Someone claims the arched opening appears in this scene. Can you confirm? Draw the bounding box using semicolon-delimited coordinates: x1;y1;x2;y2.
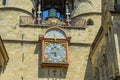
41;0;66;20
87;18;94;26
45;27;66;38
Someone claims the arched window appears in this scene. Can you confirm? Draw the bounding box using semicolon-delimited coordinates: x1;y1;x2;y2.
41;0;65;20
87;19;94;26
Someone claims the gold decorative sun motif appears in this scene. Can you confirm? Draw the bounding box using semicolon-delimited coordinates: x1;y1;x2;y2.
42;18;65;26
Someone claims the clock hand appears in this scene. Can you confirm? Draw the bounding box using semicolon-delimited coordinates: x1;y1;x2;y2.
52;48;57;57
53;33;57;41
51;43;60;57
52;52;57;57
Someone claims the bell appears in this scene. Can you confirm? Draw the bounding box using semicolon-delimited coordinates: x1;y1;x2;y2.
48;8;57;18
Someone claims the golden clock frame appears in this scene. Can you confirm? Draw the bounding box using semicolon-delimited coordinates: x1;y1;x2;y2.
39;35;71;67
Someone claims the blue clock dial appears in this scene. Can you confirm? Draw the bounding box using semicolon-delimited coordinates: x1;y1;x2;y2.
45;29;65;38
44;43;66;63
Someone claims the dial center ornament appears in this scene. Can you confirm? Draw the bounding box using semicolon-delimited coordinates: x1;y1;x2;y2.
44;42;67;63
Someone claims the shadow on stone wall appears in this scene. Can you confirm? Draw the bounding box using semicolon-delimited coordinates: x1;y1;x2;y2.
0;67;2;74
0;65;7;75
84;58;93;80
34;42;40;54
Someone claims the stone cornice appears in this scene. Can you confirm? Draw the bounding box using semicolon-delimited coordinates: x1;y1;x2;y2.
72;12;101;19
3;39;91;47
0;7;33;16
19;24;86;30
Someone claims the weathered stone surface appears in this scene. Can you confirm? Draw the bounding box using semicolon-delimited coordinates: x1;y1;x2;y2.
72;0;101;18
0;0;101;80
0;0;34;13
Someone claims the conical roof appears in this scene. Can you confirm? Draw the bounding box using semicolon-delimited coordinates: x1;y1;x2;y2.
71;0;101;18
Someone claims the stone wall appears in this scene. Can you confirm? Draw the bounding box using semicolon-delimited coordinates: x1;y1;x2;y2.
0;42;91;80
112;15;120;74
72;0;101;18
88;0;120;80
0;0;101;80
0;0;34;13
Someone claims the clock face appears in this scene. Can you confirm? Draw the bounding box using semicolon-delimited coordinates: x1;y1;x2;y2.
44;42;66;63
45;29;65;38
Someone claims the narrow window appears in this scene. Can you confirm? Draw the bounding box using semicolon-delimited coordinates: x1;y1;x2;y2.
2;0;6;6
87;18;94;26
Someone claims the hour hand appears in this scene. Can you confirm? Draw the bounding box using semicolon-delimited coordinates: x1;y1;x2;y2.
52;52;57;57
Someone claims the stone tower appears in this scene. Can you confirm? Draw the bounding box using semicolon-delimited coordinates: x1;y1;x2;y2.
0;0;101;80
89;0;120;80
